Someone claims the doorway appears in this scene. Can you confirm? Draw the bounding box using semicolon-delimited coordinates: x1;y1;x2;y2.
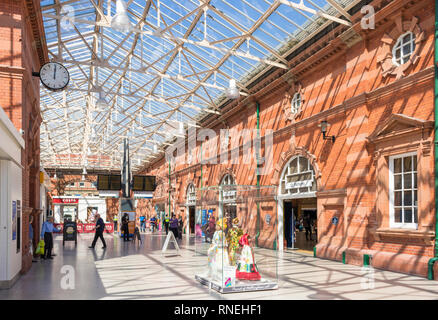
223;204;236;219
284;201;295;248
283;198;317;251
189;206;195;234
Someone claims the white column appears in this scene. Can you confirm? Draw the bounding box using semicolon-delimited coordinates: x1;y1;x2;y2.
277;199;284;253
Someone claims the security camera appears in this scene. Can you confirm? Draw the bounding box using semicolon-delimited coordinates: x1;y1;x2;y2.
19;129;25;135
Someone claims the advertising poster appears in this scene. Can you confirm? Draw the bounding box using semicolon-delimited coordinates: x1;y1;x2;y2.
201;209;207;237
12;201;16;240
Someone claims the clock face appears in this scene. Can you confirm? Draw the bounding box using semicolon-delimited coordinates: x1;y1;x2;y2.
39;62;70;91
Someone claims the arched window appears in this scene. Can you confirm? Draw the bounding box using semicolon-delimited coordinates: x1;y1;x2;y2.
279;156;316;196
186;183;196;205
220;174;236;203
392;32;416;66
291;92;302;114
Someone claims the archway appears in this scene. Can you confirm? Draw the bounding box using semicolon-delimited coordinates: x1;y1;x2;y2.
219;173;237;221
277;155;318;252
185;183;196;237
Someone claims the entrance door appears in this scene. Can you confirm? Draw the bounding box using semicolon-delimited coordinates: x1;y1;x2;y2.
224;204;236;219
284;201;294;248
189;206;195;234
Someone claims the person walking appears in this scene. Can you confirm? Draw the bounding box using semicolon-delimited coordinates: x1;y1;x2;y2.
113;214;118;234
40;217;60;260
122;213;130;241
150;215;157;233
164;214;170;235
89;213;107;249
139;215;146;233
303;214;312;241
169;214;178;239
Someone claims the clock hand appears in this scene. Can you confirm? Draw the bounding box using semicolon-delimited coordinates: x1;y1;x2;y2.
53;65;57;80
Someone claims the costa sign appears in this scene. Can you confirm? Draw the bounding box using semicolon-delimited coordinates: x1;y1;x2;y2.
53;198;79;204
54;223;114;234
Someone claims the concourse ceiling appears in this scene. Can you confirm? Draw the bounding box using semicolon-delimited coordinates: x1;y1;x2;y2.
39;0;355;173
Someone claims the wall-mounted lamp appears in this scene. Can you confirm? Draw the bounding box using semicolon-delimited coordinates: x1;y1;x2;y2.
318;120;335;143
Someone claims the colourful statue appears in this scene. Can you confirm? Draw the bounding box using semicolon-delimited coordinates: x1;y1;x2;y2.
207;218;230;280
236;233;261;281
226;217;243;266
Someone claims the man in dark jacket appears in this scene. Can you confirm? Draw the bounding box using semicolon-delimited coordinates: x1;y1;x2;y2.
89;213;107;249
121;213;130;241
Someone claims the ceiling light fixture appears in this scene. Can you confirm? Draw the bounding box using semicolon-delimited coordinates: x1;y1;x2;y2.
111;0;133;33
226;79;239;99
95;91;107;109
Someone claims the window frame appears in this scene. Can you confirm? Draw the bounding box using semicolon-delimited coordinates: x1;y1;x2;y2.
388;152;418;230
291;92;301;114
392;31;416;67
279;155;316;198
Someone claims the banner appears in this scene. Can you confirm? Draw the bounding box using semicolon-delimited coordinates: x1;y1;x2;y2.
54;223;114;233
53;198;79;204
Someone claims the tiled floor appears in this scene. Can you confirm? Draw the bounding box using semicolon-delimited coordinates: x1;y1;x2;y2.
1;232;438;300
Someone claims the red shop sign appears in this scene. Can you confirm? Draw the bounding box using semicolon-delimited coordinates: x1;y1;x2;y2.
53;198;79;204
53;223;114;234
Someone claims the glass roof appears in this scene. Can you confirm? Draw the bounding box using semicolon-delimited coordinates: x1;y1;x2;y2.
39;0;354;172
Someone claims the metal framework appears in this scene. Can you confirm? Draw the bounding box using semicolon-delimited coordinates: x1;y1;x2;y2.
40;0;354;172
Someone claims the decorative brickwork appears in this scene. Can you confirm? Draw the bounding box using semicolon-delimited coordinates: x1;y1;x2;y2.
141;0;436;279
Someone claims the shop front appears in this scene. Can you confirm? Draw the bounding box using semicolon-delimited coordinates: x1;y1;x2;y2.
53;197;78;223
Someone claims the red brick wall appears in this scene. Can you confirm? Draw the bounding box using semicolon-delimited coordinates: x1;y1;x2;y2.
140;0;437;277
0;0;47;274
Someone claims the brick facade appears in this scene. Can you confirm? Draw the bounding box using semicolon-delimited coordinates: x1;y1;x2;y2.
138;0;438;279
0;0;47;274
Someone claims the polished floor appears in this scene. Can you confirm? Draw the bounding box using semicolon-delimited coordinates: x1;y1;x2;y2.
1;231;438;300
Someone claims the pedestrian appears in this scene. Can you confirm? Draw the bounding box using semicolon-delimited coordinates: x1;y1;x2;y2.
140;215;146;232
177;215;183;240
303;214;312;241
40;217;60;260
29;215;37;262
164;214;170;235
89;213;107;249
122;213;130;241
150;215;157;232
113;214;118;234
169;213;178;239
